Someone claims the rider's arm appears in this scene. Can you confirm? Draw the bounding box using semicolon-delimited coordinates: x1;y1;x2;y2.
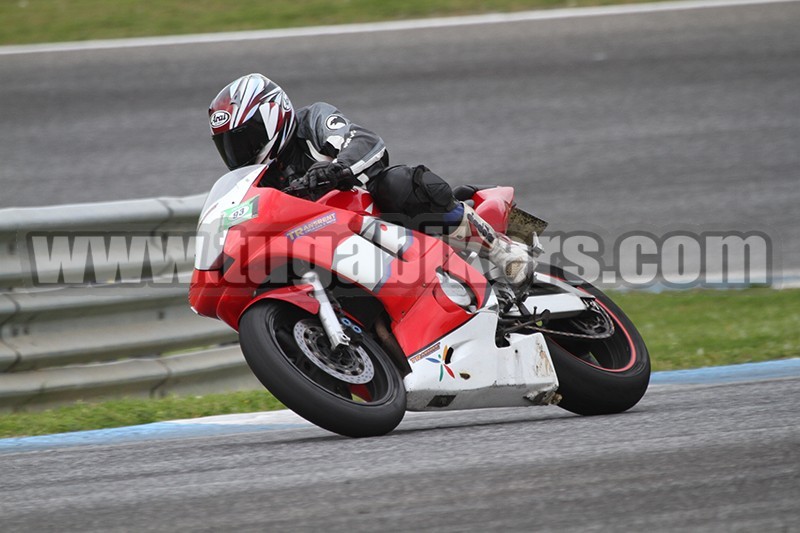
301;102;388;184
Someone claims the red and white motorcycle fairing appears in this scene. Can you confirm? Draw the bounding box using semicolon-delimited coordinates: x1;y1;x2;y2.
190;163;651;437
190;164;561;411
402;302;559;410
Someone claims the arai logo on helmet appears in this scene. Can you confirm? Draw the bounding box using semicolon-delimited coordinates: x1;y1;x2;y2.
210;110;231;129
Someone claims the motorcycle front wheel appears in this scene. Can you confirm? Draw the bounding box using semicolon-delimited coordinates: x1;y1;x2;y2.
239;301;406;437
541;265;651;416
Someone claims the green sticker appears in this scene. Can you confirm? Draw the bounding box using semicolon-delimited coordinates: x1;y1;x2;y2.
220;196;259;230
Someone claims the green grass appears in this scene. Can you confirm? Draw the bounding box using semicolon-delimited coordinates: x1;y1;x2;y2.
0;390;283;439
1;288;797;438
1;0;659;46
613;288;800;371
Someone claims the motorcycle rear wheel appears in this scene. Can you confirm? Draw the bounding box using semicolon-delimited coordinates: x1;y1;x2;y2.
541;266;651;416
239;301;406;437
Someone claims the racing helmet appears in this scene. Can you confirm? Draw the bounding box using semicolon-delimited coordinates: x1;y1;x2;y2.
209;73;296;170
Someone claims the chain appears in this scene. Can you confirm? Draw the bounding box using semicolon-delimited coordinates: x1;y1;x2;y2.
500;301;616;341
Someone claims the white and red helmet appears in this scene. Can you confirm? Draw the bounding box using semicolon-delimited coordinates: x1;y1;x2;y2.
209;73;296;170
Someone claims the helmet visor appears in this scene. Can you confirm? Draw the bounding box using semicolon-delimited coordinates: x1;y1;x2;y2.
212;112;269;170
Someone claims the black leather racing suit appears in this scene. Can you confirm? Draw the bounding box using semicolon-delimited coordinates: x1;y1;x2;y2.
270;102;459;232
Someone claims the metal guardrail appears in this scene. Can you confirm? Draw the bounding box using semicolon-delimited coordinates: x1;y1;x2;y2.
0;195;260;412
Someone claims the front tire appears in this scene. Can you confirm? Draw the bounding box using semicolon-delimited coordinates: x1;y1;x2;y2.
542;266;651;416
239;301;406;437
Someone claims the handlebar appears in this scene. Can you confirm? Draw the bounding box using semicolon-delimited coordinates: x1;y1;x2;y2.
282;176;335;198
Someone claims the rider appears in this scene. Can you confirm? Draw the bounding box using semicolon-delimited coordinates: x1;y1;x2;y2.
208;73;536;289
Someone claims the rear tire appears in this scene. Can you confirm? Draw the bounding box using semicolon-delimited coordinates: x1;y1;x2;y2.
239;301;406;437
541;266;651;416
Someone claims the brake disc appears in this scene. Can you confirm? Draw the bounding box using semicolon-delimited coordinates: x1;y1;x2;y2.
293;319;375;384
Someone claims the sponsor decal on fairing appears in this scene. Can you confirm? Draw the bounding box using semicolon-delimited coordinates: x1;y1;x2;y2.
408;342;441;364
424;345;456;381
285;213;338;241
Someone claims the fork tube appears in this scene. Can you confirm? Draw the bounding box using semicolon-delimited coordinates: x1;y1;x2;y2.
301;271;351;350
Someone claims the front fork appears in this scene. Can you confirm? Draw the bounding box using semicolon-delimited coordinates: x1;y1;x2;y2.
301;271;351;350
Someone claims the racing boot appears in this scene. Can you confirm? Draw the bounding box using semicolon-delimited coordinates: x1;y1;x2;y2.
444;203;536;290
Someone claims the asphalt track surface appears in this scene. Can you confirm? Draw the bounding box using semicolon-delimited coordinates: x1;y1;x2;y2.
1;0;799;276
1;369;798;532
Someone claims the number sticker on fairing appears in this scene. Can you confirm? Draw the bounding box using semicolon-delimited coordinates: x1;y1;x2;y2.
220;196;259;229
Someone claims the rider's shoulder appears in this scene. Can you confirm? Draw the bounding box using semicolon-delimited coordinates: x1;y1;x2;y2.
298;102;345;124
296;103;350;140
305;101;340;113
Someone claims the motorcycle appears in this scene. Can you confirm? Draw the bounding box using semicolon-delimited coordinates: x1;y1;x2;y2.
189;164;650;437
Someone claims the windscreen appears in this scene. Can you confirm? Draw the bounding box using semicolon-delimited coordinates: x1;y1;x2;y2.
195;165;265;270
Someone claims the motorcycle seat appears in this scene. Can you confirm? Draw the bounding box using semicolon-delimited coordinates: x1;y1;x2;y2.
452;184;499;201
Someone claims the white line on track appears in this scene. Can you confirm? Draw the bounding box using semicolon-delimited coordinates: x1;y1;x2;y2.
0;358;798;453
0;0;797;56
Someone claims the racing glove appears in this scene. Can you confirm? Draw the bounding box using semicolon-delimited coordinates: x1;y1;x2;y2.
303;161;357;190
